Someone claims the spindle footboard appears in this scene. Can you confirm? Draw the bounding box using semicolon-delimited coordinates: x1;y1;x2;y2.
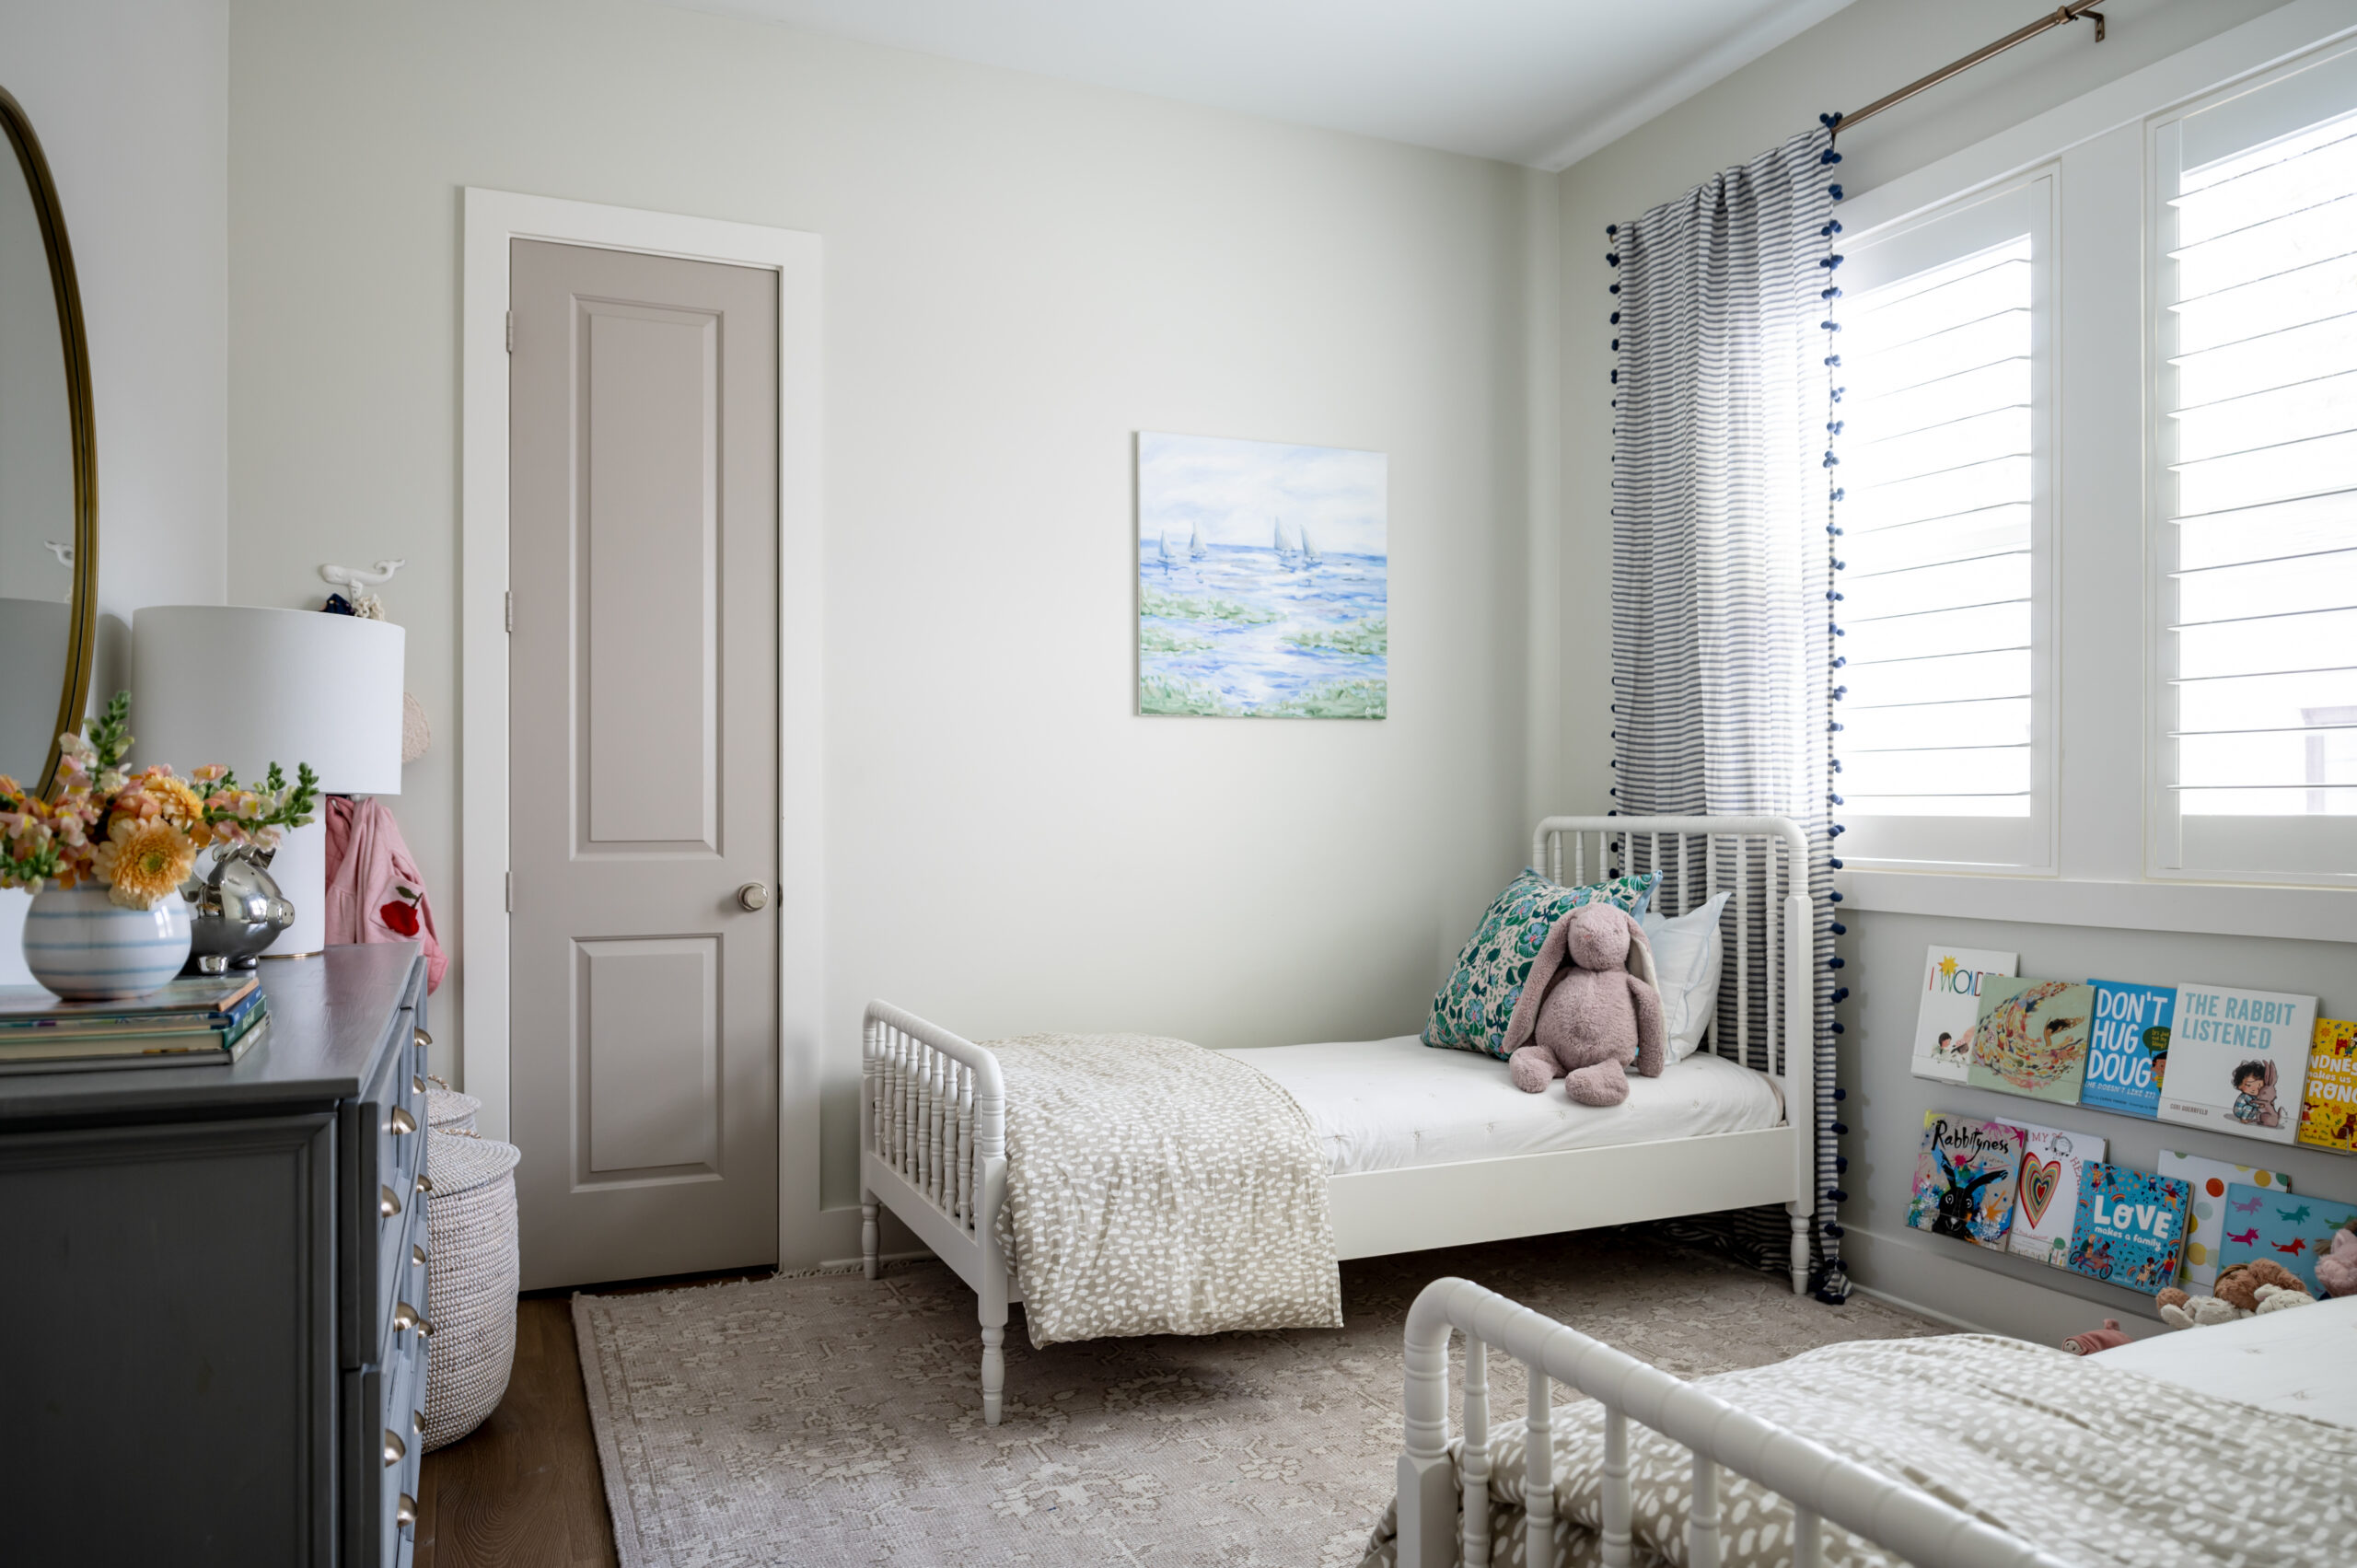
1391;1277;2077;1568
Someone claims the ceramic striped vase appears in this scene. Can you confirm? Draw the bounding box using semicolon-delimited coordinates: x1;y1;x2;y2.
22;883;193;1001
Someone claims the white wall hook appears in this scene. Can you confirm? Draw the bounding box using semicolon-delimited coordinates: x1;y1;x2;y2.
42;540;72;567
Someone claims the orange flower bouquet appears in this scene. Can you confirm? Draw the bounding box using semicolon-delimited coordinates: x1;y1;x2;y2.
0;692;319;910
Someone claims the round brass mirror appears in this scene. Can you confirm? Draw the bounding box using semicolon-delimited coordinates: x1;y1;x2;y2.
0;86;96;796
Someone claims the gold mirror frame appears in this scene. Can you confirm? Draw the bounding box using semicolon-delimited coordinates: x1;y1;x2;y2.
0;86;96;798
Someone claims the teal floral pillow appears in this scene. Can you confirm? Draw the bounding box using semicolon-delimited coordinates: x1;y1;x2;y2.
1422;869;1659;1061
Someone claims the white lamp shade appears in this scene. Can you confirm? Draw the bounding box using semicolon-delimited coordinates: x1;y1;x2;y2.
129;606;405;794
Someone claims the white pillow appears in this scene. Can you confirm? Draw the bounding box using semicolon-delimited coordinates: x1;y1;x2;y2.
1640;892;1729;1063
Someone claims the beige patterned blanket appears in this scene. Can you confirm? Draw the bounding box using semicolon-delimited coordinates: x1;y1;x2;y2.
1358;1333;2357;1567
986;1033;1343;1348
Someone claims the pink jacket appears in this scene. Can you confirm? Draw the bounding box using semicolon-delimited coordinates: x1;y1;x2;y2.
323;796;447;993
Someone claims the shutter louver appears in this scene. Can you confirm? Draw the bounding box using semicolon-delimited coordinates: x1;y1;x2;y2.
2165;113;2357;817
1838;236;2036;818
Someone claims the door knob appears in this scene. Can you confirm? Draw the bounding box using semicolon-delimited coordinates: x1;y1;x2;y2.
736;882;770;912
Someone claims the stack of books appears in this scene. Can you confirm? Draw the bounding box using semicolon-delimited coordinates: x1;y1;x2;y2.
0;976;272;1074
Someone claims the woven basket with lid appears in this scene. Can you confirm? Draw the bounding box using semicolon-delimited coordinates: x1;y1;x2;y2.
425;1083;482;1134
422;1129;520;1450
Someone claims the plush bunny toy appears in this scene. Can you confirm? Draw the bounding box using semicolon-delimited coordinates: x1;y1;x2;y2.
1499;902;1666;1106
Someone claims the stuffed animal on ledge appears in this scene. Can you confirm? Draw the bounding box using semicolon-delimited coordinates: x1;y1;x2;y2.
2155;1257;2317;1329
1499;902;1664;1107
2316;1221;2357;1298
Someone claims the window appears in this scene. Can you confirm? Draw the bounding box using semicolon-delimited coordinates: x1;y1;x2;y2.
2154;48;2357;882
1835;178;2054;870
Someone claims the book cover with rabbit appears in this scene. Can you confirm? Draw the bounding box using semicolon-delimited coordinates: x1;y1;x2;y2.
2005;1123;2106;1268
2064;1164;2190;1295
1907;1112;2026;1249
2158;983;2316;1144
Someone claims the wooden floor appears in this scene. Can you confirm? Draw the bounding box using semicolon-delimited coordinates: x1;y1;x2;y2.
415;1296;615;1568
417;1269;775;1568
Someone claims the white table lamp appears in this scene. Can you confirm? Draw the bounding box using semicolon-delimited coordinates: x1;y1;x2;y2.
130;606;405;957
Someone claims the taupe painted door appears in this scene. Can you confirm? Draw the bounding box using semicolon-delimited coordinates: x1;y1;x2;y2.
508;238;778;1289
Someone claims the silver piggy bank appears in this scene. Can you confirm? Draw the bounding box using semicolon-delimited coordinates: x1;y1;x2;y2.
180;844;296;973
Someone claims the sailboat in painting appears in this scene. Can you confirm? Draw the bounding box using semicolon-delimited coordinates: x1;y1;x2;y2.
1134;430;1387;719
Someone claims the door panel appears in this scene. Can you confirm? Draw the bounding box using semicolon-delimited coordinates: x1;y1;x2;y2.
581;936;719;1177
509;238;778;1288
582;303;719;854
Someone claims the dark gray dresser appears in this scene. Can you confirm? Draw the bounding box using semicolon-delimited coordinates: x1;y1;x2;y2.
0;944;433;1566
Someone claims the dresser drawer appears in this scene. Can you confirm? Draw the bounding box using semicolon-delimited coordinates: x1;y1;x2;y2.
348;1221;430;1568
346;995;427;1366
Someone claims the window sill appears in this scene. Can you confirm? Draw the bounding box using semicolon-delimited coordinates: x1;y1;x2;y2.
1837;867;2357;945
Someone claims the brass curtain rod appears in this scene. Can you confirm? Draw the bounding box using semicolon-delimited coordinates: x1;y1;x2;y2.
1835;1;2109;140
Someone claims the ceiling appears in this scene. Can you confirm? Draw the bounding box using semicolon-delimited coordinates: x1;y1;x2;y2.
664;0;1860;170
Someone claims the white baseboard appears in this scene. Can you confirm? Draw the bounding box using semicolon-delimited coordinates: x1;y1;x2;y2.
1842;1225;2168;1346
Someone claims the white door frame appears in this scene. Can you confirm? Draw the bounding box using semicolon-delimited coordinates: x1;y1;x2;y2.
459;187;824;1265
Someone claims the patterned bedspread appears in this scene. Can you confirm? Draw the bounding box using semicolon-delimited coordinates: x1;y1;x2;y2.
1358;1332;2357;1567
986;1033;1343;1347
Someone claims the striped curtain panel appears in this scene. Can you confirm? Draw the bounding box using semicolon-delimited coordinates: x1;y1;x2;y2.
1608;123;1850;1300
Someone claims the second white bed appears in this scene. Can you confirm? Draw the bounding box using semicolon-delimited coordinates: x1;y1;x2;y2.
1230;1035;1785;1176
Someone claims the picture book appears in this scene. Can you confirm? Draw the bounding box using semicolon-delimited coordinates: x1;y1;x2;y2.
2214;1183;2357;1296
1910;946;2017;1085
2159;984;2316;1144
2298;1017;2357;1153
2156;1152;2291;1294
1968;978;2094;1105
2063;1164;2191;1295
2078;980;2173;1120
2004;1122;2107;1268
1907;1112;2026;1249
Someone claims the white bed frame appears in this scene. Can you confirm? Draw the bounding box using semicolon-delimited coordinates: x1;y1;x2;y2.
1391;1276;2074;1568
860;815;1818;1426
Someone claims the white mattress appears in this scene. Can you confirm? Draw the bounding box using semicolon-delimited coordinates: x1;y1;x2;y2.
1225;1034;1785;1177
2098;1293;2357;1429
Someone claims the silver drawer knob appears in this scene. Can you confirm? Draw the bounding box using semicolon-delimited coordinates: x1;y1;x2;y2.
417;1172;433;1195
394;1301;422;1334
383;1429;407;1467
736;881;769;912
379;1184;401;1219
415;1027;433;1049
389;1107;417;1135
412;1409;424;1436
396;1493;417;1528
412;1244;426;1268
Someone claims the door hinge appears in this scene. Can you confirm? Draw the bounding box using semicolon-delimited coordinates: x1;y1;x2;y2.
504;590;513;633
505;872;512;914
505;310;514;354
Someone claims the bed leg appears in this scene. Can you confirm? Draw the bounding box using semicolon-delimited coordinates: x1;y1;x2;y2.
1788;1205;1809;1296
860;1191;879;1282
981;1225;1010;1426
981;1322;1005;1427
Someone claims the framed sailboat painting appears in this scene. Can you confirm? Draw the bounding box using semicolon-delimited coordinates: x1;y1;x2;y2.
1135;430;1387;718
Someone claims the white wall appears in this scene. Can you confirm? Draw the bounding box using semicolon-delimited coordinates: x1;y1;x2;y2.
0;0;228;982
226;0;1557;1242
1555;0;2357;1342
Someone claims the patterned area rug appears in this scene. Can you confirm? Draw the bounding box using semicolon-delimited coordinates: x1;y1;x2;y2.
574;1233;1938;1568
